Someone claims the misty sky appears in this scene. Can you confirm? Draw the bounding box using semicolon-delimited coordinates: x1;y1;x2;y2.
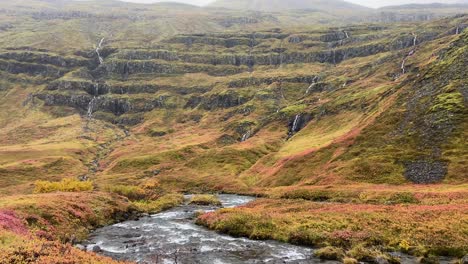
119;0;467;8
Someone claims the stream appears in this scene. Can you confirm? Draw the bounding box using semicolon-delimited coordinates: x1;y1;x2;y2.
83;194;339;264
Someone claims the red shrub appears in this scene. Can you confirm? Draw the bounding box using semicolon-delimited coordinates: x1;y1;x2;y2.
0;210;28;235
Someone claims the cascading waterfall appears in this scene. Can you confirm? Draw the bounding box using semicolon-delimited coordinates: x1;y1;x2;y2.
412;33;417;47
401;57;407;74
87;97;97;119
88;38;105;119
344;31;349;39
292;114;301;132
305;76;319;95
87;83;100;119
95;38;105;64
401;33;418;75
241;131;251;142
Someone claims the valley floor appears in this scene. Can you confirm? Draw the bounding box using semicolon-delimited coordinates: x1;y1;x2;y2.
0;184;466;263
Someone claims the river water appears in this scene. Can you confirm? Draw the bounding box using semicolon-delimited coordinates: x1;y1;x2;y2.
83;194;340;264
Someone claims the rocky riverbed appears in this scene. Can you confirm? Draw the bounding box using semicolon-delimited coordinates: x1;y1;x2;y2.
82;195;339;264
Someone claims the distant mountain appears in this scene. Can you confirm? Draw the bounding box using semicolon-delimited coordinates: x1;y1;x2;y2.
381;3;468;10
208;0;369;12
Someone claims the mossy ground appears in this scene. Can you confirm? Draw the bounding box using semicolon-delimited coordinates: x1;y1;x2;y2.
197;197;468;259
189;194;222;206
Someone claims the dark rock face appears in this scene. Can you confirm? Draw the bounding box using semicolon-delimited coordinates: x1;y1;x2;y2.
35;93;172;116
35;93;91;110
104;60;246;76
404;160;448;184
185;96;203;109
201;91;250;110
46;80;108;95
228;75;318;88
0;59;65;78
0;52;91;68
114;50;179;61
320;31;348;42
165;35;256;48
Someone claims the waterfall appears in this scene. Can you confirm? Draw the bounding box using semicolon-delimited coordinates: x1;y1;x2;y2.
292;114;301;132
456;26;459;35
412;33;417;47
87;97;97;119
241;131;251;142
306;82;316;95
344;31;349;39
401;58;407;74
306;77;319;95
94;83;99;96
95;38;105;64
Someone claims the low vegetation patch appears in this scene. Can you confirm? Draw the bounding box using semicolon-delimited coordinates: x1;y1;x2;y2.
0;192;135;263
133;193;184;214
314;246;345;260
34;178;93;193
189;194;222;206
0;234;127;264
0;192;135;241
104;179;164;201
104;185;147;200
197;198;468;258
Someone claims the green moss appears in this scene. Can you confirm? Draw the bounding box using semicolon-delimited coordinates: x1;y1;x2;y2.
34;178;93;193
189;194;222;206
347;245;379;262
104;185;147;200
430;91;464;114
314;246;345;260
279;104;307;116
133;193;184;213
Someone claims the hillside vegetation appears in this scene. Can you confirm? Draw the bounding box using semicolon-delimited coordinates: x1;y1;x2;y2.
0;0;466;262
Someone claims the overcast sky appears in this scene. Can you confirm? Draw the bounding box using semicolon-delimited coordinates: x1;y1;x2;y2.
119;0;467;8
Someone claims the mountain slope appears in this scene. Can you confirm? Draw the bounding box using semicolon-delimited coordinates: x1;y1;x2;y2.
0;1;467;262
1;9;465;193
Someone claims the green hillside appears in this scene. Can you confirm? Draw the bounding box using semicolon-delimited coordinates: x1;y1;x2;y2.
0;0;466;263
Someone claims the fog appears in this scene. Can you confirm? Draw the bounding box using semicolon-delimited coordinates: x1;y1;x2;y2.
118;0;468;8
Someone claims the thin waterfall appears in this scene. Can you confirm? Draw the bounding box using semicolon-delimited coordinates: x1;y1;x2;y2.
401;57;407;74
456;26;459;35
95;38;105;64
87;97;96;119
292;114;301;132
412;33;417;47
241;131;251;142
305;76;319;95
344;31;349;39
87;37;104;121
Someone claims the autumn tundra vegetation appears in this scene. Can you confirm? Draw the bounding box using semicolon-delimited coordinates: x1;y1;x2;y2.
0;0;467;263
